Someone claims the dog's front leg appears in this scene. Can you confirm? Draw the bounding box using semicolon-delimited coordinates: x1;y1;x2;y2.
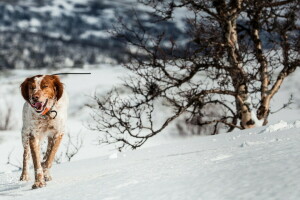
29;135;46;189
20;140;31;181
42;134;63;181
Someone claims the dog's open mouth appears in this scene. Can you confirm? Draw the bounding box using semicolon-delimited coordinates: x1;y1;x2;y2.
31;99;48;113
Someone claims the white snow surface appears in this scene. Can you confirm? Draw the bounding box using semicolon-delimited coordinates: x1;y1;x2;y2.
0;66;300;199
0;121;300;199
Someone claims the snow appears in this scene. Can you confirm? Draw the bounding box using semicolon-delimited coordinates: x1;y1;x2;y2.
264;120;289;133
80;30;111;39
102;9;115;20
172;7;192;32
251;111;264;127
263;120;300;133
0;1;299;198
0;65;300;199
81;16;99;25
0;121;300;199
29;18;41;27
17;20;29;28
108;152;118;159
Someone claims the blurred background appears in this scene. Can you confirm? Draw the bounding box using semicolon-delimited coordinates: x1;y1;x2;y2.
0;0;186;70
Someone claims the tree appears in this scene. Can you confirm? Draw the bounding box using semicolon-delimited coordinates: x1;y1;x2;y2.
90;0;300;150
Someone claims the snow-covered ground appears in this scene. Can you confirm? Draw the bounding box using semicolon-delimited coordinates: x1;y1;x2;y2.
0;66;300;199
0;120;300;200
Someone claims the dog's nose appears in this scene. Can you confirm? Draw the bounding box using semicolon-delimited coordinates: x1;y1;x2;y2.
32;95;39;101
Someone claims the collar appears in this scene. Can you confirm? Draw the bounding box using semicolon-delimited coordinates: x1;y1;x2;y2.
41;99;57;119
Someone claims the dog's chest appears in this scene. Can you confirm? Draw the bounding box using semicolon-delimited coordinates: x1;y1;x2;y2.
31;117;59;136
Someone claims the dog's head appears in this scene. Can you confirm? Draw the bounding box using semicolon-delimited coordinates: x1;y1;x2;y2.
20;75;63;113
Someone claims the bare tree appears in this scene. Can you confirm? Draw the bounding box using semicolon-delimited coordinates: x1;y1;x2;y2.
64;132;84;162
6;149;22;170
90;0;300;150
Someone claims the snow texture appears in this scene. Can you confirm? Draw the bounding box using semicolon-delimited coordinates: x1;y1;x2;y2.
0;121;300;199
0;66;300;199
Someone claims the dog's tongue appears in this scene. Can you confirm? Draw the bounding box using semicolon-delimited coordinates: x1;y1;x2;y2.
34;102;42;110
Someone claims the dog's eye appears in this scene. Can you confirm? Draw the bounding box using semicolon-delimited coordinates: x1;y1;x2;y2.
42;85;48;89
30;86;35;90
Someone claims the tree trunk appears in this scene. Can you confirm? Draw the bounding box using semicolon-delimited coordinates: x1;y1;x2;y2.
222;4;255;129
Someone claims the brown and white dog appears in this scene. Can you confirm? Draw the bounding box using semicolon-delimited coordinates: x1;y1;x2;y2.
20;75;68;189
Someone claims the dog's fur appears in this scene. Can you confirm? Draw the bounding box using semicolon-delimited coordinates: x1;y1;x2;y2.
20;75;68;189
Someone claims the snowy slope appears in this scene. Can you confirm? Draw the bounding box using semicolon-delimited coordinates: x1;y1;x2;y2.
0;120;300;200
0;66;300;199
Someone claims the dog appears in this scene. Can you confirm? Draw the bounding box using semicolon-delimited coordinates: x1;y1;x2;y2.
19;75;68;189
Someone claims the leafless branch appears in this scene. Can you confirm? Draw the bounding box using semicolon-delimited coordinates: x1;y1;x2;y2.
90;0;300;150
6;149;22;170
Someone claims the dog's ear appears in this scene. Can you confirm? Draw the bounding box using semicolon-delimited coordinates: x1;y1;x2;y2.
52;75;64;101
20;78;30;102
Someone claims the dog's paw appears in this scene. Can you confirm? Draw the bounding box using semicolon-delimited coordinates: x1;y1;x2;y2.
19;174;30;181
32;181;46;189
44;174;52;182
43;168;52;182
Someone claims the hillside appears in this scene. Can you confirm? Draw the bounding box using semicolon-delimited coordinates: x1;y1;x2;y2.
0;120;300;200
0;0;299;199
0;0;186;69
0;62;299;200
